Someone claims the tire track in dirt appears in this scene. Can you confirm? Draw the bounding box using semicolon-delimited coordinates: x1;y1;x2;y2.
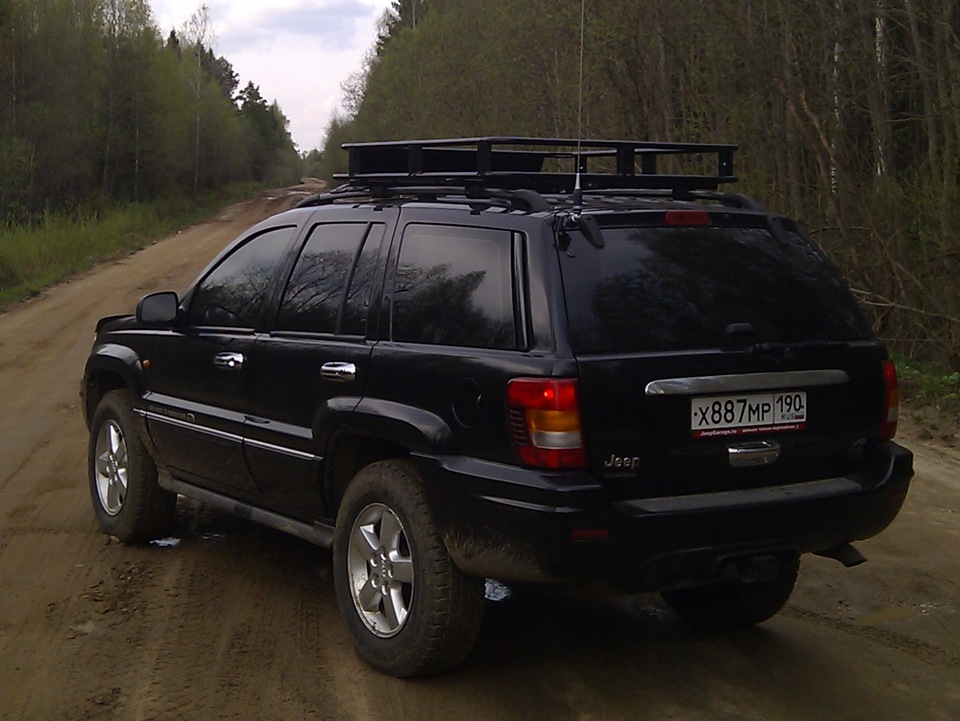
125;554;230;719
117;527;341;719
0;191;306;721
785;605;960;668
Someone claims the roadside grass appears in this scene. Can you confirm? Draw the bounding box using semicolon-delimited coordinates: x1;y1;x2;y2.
0;183;263;311
895;356;960;441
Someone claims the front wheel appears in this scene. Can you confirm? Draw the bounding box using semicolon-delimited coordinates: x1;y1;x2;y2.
661;555;800;629
333;460;484;677
88;390;176;543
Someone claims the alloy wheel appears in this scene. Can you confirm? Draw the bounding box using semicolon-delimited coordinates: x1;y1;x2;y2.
346;503;415;637
94;420;128;516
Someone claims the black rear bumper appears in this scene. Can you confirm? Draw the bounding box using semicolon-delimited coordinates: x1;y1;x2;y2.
416;441;913;592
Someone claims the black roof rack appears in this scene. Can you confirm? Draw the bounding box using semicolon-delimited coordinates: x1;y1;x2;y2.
334;136;738;194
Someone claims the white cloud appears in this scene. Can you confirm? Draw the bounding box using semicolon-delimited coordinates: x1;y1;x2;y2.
219;1;375;52
151;0;393;151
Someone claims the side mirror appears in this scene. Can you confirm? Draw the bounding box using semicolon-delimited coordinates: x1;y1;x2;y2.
137;291;180;325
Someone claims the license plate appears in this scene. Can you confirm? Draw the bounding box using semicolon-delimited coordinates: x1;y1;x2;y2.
691;391;807;438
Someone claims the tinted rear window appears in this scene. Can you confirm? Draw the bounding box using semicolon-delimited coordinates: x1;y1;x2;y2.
560;225;871;354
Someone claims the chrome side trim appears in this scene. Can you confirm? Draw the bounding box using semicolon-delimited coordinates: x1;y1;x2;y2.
245;437;321;463
143;410;322;463
645;369;849;396
143;410;242;444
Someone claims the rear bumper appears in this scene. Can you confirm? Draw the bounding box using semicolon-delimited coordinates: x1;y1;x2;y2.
416;441;913;592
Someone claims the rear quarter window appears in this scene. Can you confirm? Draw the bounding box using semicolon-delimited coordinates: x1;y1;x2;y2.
560;224;872;354
391;224;518;350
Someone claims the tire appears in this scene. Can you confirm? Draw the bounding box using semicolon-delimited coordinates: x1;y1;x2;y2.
88;389;176;543
661;555;800;630
333;459;484;677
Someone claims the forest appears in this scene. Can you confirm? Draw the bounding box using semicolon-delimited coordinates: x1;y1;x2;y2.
1;0;958;373
326;0;960;370
0;0;300;221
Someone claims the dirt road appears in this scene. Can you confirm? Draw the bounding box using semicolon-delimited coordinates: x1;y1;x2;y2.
0;192;957;721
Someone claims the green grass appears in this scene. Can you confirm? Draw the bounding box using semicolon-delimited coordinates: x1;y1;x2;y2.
0;183;263;310
894;356;960;435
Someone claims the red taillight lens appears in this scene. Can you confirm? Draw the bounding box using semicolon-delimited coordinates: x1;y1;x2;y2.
665;209;711;227
507;378;588;469
880;359;899;440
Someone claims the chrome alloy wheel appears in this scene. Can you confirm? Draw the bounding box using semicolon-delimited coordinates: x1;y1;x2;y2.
346;503;415;638
94;420;128;516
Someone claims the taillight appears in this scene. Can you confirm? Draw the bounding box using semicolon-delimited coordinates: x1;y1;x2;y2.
665;209;711;227
507;378;588;469
880;359;899;440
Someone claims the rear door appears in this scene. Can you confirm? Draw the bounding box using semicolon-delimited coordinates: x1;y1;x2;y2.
364;215;531;467
558;213;887;501
243;210;396;518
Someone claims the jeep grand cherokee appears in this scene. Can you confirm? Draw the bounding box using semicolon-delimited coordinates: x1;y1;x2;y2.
82;137;913;676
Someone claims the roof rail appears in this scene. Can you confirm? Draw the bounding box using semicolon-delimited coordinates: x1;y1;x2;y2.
335;136;738;194
295;184;553;212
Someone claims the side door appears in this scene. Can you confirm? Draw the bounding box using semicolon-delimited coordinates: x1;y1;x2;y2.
244;210;395;518
143;224;300;498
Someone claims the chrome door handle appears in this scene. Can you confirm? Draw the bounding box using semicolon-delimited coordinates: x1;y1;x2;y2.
320;361;357;382
728;440;781;468
213;352;245;371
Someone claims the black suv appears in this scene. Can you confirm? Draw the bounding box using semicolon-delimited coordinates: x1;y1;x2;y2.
82;137;913;676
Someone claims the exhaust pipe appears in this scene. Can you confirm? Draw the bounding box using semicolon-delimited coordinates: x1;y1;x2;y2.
815;543;867;568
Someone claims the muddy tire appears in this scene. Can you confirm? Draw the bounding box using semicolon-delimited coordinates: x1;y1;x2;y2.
661;556;800;629
88;389;176;543
333;459;484;677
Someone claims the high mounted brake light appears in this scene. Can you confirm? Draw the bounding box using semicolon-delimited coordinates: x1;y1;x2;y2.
665;209;711;227
879;359;899;440
507;378;588;469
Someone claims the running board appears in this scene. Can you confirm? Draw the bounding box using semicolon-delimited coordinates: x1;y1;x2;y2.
158;472;335;548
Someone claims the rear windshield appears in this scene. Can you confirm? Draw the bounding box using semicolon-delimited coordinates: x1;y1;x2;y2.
559;224;872;354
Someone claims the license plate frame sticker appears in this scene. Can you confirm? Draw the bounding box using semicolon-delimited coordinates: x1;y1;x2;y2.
691;391;807;438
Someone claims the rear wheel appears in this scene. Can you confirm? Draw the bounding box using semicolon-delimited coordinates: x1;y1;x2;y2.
88;390;176;543
661;556;800;629
333;459;484;677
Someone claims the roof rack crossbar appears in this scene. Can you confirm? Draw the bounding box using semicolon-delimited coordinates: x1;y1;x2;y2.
408;144;423;175
336;137;738;194
616;146;635;176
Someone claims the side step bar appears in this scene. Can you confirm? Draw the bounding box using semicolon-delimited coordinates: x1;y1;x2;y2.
158;472;335;548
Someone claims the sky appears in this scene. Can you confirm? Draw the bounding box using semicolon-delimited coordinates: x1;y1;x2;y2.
151;0;394;153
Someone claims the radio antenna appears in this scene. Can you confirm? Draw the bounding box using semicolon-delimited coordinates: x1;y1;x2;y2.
573;0;586;213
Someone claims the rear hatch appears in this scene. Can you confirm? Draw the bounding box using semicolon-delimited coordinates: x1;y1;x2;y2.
558;210;889;501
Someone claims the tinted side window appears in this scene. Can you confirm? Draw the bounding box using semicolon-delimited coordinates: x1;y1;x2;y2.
392;224;516;349
342;224;385;336
277;223;377;334
187;226;296;328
